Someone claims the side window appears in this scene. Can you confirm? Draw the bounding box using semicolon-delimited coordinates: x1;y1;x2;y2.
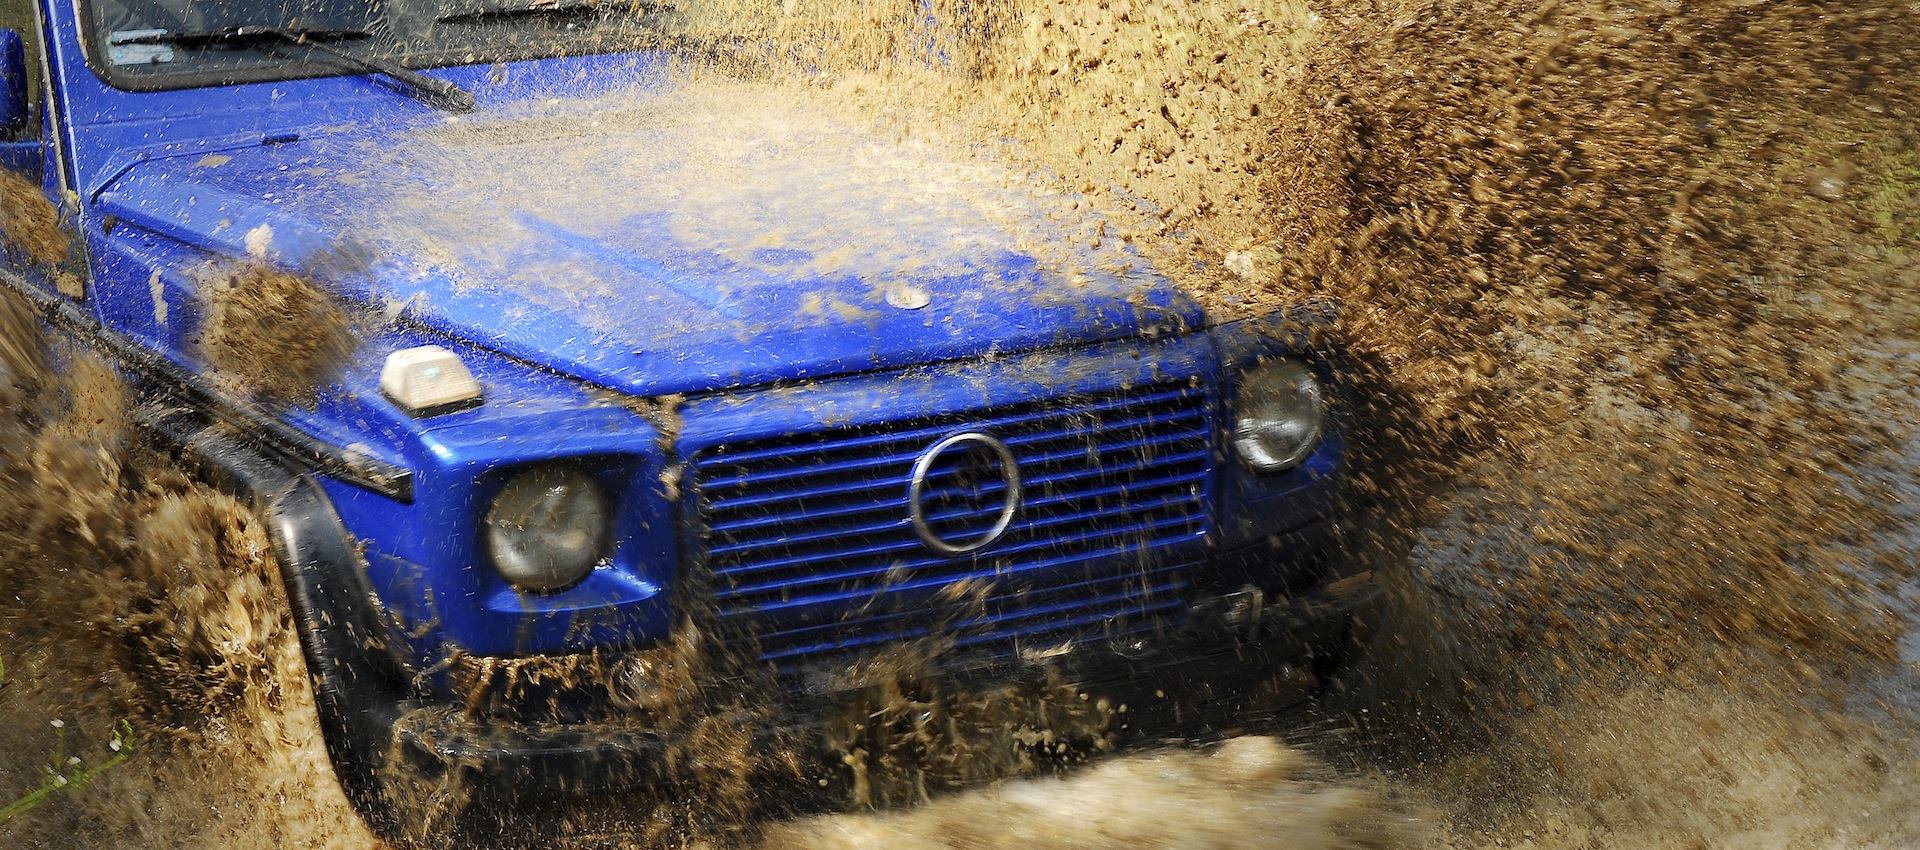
3;0;38;107
0;0;34;87
0;0;39;143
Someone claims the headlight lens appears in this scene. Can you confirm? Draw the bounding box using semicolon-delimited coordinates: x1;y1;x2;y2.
484;466;612;592
1231;357;1325;473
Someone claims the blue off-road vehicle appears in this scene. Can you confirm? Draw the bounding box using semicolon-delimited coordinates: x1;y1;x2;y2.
0;0;1374;839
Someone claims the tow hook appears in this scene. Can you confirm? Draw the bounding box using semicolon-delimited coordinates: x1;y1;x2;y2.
1220;586;1265;633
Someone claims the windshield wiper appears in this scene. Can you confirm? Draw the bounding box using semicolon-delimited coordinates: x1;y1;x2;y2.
117;26;476;113
434;0;600;24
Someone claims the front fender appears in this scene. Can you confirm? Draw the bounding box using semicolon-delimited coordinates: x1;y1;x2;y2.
141;406;421;828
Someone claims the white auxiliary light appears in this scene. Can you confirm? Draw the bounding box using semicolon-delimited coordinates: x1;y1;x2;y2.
381;345;483;417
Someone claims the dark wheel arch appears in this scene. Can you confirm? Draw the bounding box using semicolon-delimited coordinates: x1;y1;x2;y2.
142;406;425;841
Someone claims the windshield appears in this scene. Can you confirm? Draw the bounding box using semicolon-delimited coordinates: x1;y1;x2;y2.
82;0;687;90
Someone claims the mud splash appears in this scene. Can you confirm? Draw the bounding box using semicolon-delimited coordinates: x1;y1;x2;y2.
1420;680;1920;849
0;169;82;297
667;0;1316;319
1252;1;1920;846
1;0;1918;849
769;736;1405;850
1264;0;1919;705
0;291;375;848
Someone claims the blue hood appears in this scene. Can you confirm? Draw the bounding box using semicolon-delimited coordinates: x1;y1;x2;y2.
95;77;1203;398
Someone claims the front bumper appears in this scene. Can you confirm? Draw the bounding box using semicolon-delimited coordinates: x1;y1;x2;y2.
383;544;1381;802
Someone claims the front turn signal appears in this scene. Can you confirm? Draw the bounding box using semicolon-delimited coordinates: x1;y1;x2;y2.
381;344;483;417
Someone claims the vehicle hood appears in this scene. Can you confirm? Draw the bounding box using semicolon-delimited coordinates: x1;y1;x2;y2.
94;79;1202;398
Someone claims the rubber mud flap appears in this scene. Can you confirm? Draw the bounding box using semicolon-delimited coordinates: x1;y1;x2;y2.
263;476;419;830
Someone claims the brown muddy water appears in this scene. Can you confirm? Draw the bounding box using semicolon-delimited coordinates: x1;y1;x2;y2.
3;0;1920;848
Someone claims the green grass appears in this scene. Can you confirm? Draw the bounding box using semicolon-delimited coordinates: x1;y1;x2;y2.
0;656;137;827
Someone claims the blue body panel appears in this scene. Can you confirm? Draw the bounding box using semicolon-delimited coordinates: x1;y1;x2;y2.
14;0;1346;696
52;21;1202;400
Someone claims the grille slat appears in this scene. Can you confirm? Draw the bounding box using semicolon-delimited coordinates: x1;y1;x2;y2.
692;381;1212;668
706;457;1207;558
710;481;1202;591
715;518;1202;608
703;386;1202;469
701;405;1206;496
700;427;1206;517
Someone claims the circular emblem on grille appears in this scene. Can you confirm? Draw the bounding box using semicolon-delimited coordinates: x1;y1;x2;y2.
908;431;1022;557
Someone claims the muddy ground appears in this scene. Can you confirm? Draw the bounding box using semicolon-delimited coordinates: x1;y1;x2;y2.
2;0;1919;848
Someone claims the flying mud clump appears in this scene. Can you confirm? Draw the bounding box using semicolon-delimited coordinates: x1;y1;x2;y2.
197;259;356;407
0;169;83;297
0;171;64;269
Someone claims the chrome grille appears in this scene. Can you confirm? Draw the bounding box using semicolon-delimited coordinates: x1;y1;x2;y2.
691;383;1212;666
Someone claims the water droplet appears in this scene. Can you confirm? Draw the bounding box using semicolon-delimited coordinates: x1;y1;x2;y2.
885;283;932;310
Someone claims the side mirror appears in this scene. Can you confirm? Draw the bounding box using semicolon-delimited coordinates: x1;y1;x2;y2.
0;31;28;137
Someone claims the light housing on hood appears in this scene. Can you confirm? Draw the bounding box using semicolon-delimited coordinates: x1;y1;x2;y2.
381;345;483;417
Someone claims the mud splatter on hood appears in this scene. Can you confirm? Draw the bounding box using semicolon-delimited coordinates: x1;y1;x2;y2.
95;77;1202;398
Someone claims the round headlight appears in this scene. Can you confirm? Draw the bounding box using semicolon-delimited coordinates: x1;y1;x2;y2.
484;466;613;593
1231;358;1326;473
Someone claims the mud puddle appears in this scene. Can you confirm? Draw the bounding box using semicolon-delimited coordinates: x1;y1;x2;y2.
4;0;1920;848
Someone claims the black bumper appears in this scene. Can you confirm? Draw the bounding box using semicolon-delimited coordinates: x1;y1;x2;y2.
386;555;1382;800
